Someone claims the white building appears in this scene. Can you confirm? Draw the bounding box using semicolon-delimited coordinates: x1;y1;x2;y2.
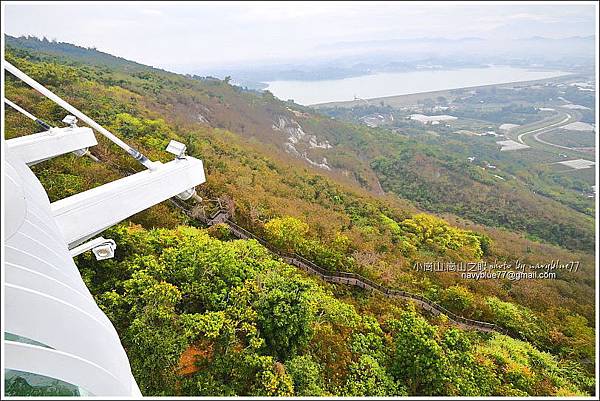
4;62;206;396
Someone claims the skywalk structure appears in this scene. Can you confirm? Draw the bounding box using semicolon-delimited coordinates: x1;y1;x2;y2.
3;61;206;396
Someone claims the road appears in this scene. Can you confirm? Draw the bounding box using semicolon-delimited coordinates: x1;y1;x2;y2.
510;111;596;160
516;112;572;144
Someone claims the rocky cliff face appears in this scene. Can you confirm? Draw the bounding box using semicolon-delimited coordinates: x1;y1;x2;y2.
272;115;332;170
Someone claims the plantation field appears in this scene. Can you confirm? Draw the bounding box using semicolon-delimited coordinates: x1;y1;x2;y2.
539;129;596;148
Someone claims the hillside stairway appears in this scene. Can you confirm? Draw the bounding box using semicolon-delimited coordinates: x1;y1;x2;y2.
171;203;516;338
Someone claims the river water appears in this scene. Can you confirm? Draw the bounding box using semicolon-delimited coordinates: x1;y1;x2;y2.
264;66;570;105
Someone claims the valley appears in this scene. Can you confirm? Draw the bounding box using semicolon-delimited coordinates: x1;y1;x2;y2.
316;72;596;235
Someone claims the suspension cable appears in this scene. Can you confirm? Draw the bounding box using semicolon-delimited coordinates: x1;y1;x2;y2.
4;61;156;170
4;98;53;130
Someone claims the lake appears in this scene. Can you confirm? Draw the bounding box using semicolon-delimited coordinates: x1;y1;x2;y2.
264;66;571;105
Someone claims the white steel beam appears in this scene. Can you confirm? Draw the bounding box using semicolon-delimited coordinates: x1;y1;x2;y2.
6;127;97;166
51;156;206;247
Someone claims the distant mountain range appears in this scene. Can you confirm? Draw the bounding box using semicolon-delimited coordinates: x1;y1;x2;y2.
205;35;595;85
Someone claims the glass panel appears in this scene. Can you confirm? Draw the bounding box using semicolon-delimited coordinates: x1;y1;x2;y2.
4;332;53;349
4;369;91;397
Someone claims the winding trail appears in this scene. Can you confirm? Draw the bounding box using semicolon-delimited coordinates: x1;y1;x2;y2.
106;156;519;338
171;202;519;338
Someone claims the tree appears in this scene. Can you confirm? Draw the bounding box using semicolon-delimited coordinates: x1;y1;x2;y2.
476;334;588;396
342;355;403;396
249;356;294;396
285;355;325;396
388;309;448;395
124;281;188;395
254;270;314;360
440;329;499;396
439;285;475;315
111;112;144;138
399;213;485;259
264;216;309;253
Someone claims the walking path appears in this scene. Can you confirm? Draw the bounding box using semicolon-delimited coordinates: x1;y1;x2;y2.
173;204;518;338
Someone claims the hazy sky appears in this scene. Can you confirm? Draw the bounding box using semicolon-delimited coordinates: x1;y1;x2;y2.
3;2;597;72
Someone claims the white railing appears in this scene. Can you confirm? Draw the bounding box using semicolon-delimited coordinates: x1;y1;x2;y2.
3;60;207;397
5;61;156;169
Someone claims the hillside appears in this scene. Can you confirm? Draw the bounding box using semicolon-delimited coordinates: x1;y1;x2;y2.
3;36;596;396
5;35;595;252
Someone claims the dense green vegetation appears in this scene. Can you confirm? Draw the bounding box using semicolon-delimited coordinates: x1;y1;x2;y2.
76;224;592;396
4;36;596;396
302;114;594;251
370;147;594;250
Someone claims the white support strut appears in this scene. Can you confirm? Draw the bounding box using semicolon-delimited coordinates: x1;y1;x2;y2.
5;98;40;121
4;61;156;170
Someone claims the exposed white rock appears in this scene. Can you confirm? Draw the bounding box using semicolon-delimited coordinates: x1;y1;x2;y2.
275;116;332;170
197;113;209;124
304;155;331;170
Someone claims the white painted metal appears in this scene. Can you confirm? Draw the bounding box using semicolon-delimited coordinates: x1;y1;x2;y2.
4;98;40;122
4;61;156;170
69;237;116;258
4;61;207;397
4;162;27;239
6;126;97;166
4;151;142;396
5;341;134;396
176;186;197;201
4;117;205;397
62;115;78;127
51;157;206;247
166;139;187;158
